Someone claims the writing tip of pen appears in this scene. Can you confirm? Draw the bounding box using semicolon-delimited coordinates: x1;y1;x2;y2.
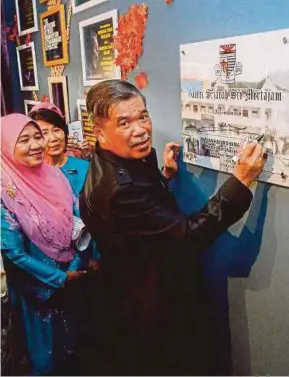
256;133;265;142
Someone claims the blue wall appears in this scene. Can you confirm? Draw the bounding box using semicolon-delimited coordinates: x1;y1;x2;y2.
5;0;289;374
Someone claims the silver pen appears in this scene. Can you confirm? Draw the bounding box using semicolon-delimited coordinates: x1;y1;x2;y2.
232;134;265;164
232;136;249;164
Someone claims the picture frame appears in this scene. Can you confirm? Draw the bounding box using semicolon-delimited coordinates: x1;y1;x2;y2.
77;99;86;121
72;0;109;14
16;42;39;91
48;76;70;122
40;4;69;67
24;99;40;115
15;0;38;36
77;99;97;146
68;120;84;142
79;9;120;86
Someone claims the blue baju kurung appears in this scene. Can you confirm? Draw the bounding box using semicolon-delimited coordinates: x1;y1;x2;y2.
0;156;98;375
1;197;88;375
0;156;94;375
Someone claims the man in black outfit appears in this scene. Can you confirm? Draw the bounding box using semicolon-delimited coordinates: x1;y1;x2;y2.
80;80;266;375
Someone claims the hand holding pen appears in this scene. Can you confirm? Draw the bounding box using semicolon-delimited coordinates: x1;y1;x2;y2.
232;134;267;164
162;142;180;179
233;134;267;187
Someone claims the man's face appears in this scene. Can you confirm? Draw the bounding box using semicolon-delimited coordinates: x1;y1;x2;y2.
99;95;152;159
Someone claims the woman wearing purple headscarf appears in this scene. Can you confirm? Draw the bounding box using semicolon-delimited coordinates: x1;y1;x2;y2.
1;114;88;375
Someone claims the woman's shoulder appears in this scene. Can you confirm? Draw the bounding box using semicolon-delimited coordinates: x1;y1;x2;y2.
1;200;21;234
1;200;16;219
66;155;90;170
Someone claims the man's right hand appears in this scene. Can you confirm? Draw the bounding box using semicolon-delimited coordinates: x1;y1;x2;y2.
233;142;266;187
66;270;87;282
162;142;180;179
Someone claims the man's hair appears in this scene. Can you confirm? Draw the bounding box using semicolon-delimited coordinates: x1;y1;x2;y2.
86;79;146;125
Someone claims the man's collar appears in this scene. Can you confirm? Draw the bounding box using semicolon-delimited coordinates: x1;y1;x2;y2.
95;143;156;167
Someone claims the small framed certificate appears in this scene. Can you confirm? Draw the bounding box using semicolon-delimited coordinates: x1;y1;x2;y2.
48;76;70;122
16;42;39;91
15;0;38;36
40;5;69;67
79;10;120;86
24;99;40;115
72;0;109;14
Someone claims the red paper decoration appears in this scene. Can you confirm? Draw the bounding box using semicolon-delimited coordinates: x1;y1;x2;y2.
25;33;32;45
6;14;18;43
135;72;148;90
114;3;148;80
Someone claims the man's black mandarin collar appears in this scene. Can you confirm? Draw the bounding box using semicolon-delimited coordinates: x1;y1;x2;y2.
94;142;157;168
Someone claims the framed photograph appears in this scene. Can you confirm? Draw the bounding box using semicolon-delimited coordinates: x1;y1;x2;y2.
40;5;69;67
68;121;84;142
72;0;109;14
15;0;38;36
77;99;97;146
16;42;39;91
24;99;40;115
48;76;70;122
79;10;120;86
